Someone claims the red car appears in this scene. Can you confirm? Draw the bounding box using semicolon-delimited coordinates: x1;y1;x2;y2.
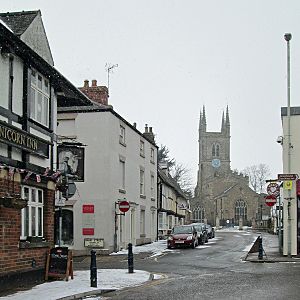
167;225;198;249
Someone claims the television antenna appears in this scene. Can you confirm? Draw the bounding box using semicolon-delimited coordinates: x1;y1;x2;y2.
105;63;118;92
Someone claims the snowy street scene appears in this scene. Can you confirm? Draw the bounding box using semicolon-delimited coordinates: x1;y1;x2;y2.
1;1;300;299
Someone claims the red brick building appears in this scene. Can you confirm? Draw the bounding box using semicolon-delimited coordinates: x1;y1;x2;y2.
0;11;92;292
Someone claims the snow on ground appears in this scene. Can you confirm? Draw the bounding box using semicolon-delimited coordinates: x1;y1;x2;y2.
2;269;151;300
110;239;175;257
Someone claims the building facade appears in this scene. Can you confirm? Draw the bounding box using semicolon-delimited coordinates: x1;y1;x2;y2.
56;80;158;254
157;166;191;239
0;11;92;290
280;106;300;256
192;106;267;227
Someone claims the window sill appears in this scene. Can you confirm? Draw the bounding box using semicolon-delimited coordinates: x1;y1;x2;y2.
19;241;51;249
140;195;146;199
119;189;126;194
119;141;126;147
140;234;146;238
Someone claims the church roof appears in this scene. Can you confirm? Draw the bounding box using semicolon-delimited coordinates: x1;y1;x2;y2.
0;10;39;36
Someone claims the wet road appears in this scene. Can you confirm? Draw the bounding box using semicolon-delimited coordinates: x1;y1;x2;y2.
103;231;300;300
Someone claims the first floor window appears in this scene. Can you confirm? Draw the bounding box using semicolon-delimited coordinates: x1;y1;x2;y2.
21;186;44;239
140;209;145;235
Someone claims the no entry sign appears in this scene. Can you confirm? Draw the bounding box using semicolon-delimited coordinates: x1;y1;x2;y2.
265;195;276;207
119;200;130;213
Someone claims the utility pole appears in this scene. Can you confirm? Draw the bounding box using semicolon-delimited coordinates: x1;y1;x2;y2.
284;33;292;258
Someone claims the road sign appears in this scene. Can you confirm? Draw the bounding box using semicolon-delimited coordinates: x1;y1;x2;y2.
267;183;280;197
278;174;298;181
119;200;130;213
265;195;277;207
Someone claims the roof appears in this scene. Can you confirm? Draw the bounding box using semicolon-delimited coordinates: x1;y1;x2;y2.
0;19;92;107
158;168;187;199
0;10;39;35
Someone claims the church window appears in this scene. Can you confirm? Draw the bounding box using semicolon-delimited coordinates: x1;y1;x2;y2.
212;145;215;157
234;200;247;222
212;143;220;157
193;206;205;222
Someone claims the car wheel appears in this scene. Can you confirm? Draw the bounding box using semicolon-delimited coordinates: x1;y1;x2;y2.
199;237;204;245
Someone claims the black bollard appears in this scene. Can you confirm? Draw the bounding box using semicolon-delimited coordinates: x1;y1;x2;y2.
128;243;134;273
90;250;97;287
258;236;263;260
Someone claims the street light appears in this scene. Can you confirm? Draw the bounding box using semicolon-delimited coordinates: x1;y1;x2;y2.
284;33;292;258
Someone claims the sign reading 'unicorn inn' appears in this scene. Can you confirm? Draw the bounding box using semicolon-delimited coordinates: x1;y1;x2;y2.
0;120;50;157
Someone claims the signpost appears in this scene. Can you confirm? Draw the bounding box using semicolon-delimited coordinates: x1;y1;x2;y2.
265;195;277;207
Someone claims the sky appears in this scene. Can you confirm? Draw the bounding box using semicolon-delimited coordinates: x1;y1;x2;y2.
2;0;300;185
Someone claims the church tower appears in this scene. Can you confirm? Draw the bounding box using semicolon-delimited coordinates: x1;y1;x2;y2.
195;106;231;197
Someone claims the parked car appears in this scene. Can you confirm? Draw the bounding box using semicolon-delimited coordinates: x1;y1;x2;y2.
167;225;198;249
205;224;215;239
191;223;208;245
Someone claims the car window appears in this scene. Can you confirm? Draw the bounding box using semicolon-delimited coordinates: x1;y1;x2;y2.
172;226;193;234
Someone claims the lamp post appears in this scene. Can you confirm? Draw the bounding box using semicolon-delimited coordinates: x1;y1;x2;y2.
284;33;292;258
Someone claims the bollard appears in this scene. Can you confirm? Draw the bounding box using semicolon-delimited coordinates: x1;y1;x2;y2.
90;250;97;287
128;243;134;273
258;236;263;260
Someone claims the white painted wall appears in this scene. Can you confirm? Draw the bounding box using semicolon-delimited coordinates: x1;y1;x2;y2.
281;113;300;255
57;110;157;252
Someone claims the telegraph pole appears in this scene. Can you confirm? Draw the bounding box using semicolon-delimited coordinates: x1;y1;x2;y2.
284;33;292;258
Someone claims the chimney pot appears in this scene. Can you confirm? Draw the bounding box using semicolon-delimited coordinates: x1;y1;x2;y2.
145;124;148;133
133;122;137;128
84;80;89;88
149;127;152;133
92;79;97;87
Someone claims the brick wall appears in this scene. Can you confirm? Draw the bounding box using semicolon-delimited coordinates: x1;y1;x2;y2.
0;177;55;277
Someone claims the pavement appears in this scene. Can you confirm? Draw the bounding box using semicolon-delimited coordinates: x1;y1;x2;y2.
244;231;300;263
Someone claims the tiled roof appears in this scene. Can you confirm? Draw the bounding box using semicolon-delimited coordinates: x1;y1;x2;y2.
0;10;39;35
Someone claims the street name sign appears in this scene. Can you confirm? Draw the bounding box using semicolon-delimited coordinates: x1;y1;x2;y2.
278;174;298;181
265;195;277;207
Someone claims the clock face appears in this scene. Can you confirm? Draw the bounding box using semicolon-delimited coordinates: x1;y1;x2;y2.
212;159;221;168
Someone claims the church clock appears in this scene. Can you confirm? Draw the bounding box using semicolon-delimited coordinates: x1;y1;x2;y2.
211;158;221;168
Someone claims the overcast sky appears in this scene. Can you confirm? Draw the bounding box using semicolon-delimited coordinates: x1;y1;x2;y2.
2;1;300;185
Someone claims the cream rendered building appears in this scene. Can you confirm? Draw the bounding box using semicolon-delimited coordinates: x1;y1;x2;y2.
57;83;158;254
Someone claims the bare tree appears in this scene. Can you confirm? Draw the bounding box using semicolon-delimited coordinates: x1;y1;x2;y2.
242;164;271;193
171;163;194;198
158;144;194;197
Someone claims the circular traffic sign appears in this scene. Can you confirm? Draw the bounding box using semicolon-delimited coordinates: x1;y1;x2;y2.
119;200;130;213
267;183;280;197
265;195;277;207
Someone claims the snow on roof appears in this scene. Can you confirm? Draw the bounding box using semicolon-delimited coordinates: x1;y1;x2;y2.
0;18;13;32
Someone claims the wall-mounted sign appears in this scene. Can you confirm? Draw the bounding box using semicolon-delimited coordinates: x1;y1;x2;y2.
84;238;104;248
0;120;50;157
284;180;293;190
278;174;298;181
58;145;85;181
82;204;95;235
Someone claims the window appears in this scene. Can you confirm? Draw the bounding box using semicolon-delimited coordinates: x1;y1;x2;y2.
140;168;145;195
235;199;247;222
212;143;220;157
140;209;145;235
119;159;126;191
158;213;163;230
140;140;145;157
119;125;125;145
150;148;155;163
21;186;44;239
151;174;155;198
168;215;173;229
193;206;205;222
30;69;50;127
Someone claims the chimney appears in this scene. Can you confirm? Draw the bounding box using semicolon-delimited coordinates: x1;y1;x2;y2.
79;79;109;106
143;124;155;143
133;122;137;128
159;162;169;175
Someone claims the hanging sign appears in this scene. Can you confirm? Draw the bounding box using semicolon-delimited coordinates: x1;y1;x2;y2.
267;183;280;197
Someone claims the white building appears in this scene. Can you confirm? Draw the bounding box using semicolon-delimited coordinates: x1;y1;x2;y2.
57;80;158;254
157;166;191;239
280;106;300;256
